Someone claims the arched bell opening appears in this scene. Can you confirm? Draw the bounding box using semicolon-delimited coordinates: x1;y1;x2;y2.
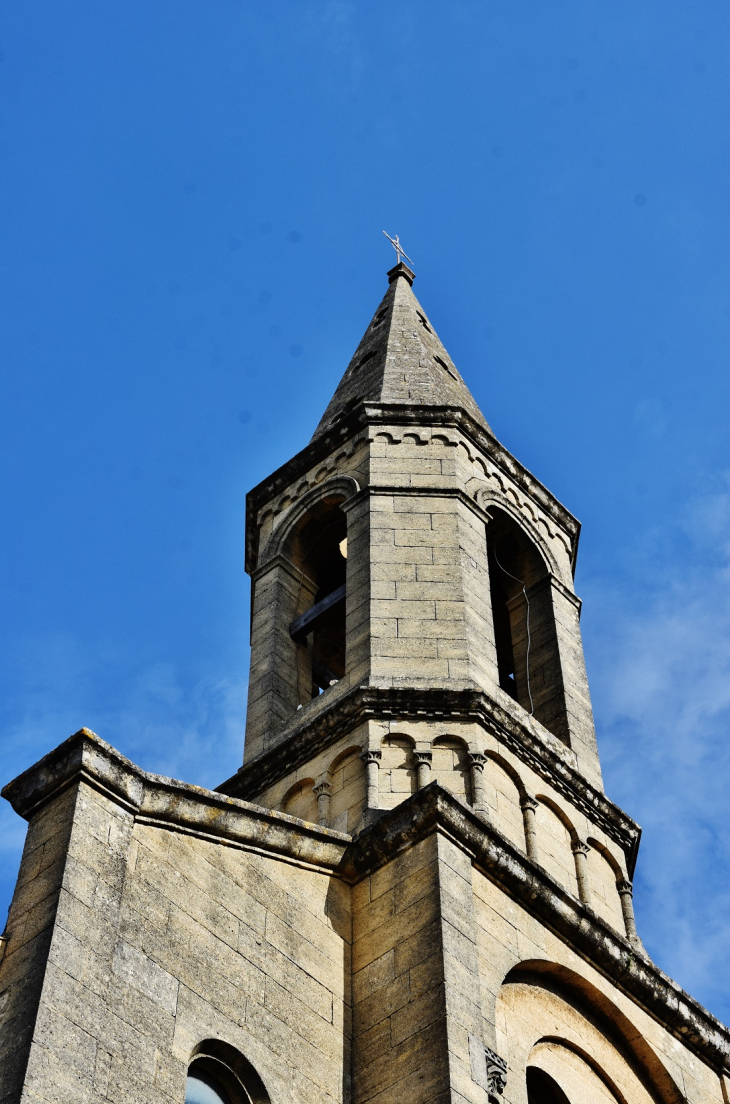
286;495;348;704
486;506;570;745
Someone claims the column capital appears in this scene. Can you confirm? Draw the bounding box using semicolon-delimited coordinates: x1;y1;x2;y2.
360;748;382;765
313;779;332;797
616;878;633;897
414;750;433;764
468;751;486;770
519;794;538;812
571;839;590;856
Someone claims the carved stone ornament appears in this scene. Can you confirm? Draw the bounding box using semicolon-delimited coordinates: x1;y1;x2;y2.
469;1035;507;1103
484;1044;507;1102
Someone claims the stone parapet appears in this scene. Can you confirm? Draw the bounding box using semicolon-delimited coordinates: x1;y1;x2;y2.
2;729;351;872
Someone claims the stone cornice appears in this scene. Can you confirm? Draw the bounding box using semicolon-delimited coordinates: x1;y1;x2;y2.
343;784;730;1078
1;729;350;873
218;685;641;874
244;403;580;574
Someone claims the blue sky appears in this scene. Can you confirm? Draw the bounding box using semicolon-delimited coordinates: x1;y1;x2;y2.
2;1;730;1022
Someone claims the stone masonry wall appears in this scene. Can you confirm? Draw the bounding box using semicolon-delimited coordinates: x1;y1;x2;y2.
252;716;630;943
472;866;725;1103
0;787;77;1104
0;779;351;1104
244;418;602;786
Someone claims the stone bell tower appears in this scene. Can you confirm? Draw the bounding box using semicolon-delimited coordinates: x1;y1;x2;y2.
2;261;729;1104
230;259;603;812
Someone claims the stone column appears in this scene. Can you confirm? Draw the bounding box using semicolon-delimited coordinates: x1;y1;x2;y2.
244;555;317;762
468;752;488;816
531;575;602;789
520;795;539;862
313;779;332;828
617;878;641;947
414;751;432;790
571;840;591;905
341;489;371;686
361;749;381;811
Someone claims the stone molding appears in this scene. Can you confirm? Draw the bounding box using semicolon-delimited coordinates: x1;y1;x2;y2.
218;684;641;872
1;730;350;873
259;473;361;564
244;403;580;574
2;730;729;1075
253;482;574;595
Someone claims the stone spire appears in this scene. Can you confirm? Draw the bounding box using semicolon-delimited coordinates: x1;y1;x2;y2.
311;262;491;440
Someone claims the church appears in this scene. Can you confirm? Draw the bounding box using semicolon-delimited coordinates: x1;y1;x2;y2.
1;260;729;1104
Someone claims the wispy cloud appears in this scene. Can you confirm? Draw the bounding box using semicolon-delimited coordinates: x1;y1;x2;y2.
583;476;730;1022
0;641;247;925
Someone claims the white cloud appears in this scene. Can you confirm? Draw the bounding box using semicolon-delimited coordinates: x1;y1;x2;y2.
582;476;730;1022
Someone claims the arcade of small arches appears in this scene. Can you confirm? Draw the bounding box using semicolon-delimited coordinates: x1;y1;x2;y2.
275;731;638;945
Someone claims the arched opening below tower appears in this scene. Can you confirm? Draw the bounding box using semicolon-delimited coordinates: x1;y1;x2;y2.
526;1067;572;1104
486;507;570;745
287;499;347;702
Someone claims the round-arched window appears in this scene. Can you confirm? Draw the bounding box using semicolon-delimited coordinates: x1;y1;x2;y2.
185;1044;269;1104
185;1065;235;1104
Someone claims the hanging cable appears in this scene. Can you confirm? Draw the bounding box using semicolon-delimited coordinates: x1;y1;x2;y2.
492;544;534;716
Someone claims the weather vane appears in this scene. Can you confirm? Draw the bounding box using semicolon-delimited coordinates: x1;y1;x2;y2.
383;231;413;267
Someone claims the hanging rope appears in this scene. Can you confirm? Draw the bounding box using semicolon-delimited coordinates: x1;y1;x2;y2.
492;544;534;716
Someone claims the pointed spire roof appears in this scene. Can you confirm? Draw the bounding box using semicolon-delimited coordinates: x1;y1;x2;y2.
311;263;491;440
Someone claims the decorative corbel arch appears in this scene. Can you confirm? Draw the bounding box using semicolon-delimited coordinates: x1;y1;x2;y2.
327;743;364;777
536;794;580;844
483;750;528;800
587;837;624;880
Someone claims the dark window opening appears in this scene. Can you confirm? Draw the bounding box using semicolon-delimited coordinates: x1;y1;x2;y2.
373;308;387;326
526;1067;571;1104
486;507;570;744
434;354;456;379
354;349;377;371
289;500;347;701
328;396;361;430
416;311;432;333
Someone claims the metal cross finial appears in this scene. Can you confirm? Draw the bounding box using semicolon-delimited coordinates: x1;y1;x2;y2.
383;231;413;267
